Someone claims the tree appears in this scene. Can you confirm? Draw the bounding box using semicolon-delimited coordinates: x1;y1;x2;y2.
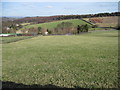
55;22;73;34
77;25;81;34
84;24;89;32
80;25;84;32
10;24;17;30
47;29;52;34
28;27;38;36
77;24;89;33
38;27;42;34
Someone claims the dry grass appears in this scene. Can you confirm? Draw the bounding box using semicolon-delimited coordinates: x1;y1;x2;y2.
83;16;118;27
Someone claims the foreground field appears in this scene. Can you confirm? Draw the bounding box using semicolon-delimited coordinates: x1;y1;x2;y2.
2;30;118;88
1;36;33;44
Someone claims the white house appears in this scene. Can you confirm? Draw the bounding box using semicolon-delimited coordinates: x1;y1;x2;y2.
6;27;10;30
16;24;19;26
44;31;48;35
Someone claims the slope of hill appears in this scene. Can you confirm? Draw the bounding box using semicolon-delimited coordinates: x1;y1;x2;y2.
2;17;23;21
83;16;118;28
20;19;92;31
2;12;119;33
13;12;120;24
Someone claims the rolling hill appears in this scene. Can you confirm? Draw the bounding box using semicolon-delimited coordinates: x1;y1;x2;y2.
19;19;92;32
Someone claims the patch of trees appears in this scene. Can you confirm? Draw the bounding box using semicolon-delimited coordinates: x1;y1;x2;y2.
28;27;38;36
55;12;120;20
13;16;61;24
49;23;89;35
2;21;23;33
20;22;89;35
53;22;74;34
77;24;89;34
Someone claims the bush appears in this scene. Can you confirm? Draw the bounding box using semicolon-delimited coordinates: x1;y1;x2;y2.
54;22;74;34
38;27;42;34
28;27;38;36
47;30;52;34
92;25;98;28
77;24;89;34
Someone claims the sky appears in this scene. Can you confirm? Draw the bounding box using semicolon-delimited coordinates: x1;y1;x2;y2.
1;1;119;17
1;0;120;2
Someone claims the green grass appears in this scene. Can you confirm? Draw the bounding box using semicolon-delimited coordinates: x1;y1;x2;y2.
89;28;103;31
21;19;92;30
1;36;33;44
2;30;118;88
89;27;113;31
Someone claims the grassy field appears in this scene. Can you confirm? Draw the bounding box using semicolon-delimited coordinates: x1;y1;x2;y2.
89;27;110;31
20;19;92;31
1;36;33;44
2;30;118;88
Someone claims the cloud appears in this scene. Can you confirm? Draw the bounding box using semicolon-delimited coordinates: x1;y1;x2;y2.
22;3;36;8
46;5;53;8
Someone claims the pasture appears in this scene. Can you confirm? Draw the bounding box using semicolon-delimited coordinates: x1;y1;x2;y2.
1;36;33;44
2;30;118;88
20;19;92;31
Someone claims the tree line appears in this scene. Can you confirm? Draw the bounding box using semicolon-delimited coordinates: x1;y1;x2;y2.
56;12;120;20
3;12;120;24
21;22;89;36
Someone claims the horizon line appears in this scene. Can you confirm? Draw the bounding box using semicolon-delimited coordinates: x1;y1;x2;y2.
1;12;119;17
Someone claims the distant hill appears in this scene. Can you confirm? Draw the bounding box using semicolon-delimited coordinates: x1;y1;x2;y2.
2;12;120;33
2;17;23;22
13;12;120;24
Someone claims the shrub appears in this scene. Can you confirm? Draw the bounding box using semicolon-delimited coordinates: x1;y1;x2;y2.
38;27;42;34
47;30;52;34
28;27;38;36
84;24;89;32
77;24;89;34
92;25;98;28
54;22;74;34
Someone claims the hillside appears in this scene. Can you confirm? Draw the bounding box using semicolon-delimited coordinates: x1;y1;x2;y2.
13;12;120;24
2;17;23;22
19;19;92;32
83;16;118;28
2;12;119;33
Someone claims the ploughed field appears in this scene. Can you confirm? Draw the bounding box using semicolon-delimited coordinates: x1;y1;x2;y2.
2;30;118;88
83;16;118;28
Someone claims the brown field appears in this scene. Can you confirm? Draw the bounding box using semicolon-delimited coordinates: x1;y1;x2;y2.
83;16;118;27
